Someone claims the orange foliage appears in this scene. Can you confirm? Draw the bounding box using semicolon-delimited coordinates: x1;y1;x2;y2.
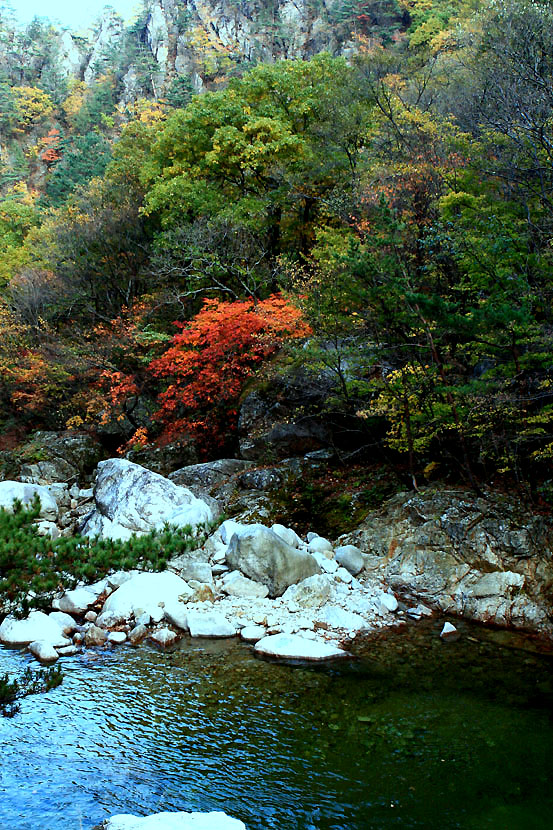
39;129;62;167
149;294;310;451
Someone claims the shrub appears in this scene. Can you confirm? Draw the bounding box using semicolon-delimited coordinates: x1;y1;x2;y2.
0;496;210;615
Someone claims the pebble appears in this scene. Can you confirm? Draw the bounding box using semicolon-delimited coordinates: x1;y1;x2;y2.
440;621;461;642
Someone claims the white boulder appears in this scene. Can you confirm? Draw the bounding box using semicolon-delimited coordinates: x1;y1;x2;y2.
187;611;236;638
28;640;60;663
0;481;58;519
334;544;365;575
99;571;192;625
0;611;69;646
82;459;213;539
226;525;320;597
49;611;79;635
255;633;349;661
57;586;99;615
104;812;246;830
163;599;189;631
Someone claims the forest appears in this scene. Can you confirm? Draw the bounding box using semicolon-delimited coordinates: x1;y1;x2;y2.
0;0;552;500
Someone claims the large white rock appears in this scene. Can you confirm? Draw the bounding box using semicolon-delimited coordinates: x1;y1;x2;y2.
104;812;246;830
82;459;213;539
99;571;191;625
221;570;269;599
0;481;58;520
226;525;321;597
28;640;60;663
163;599;189;631
57;586;98;615
255;633;349;661
307;536;333;556
0;611;69;646
187;611;236;638
49;611;79;635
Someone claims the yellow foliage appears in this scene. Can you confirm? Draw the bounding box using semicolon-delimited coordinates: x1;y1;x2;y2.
12;86;54;130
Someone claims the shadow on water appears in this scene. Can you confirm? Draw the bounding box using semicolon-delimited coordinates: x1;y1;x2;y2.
1;618;552;830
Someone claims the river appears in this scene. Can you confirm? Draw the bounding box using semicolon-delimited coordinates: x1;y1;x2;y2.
1;619;552;829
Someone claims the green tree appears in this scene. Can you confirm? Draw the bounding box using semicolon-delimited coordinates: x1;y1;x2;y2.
44;133;112;206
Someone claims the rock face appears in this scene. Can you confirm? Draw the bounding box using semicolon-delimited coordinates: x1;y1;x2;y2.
342;488;553;635
104;811;246;830
81;459;213;540
17;430;103;485
226;525;321;597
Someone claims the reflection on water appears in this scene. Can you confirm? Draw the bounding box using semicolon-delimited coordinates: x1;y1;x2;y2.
1;619;552;830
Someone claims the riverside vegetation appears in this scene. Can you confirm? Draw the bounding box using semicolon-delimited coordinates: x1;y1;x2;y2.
0;0;551;499
0;496;211;615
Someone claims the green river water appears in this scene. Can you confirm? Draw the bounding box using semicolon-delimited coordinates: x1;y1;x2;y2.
1;618;552;830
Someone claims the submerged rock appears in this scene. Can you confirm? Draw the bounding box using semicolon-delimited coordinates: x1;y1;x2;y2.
440;622;461;642
255;633;349;662
150;628;178;648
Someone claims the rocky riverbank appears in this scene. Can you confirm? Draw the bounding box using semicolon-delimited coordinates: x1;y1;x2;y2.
1;452;552;669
